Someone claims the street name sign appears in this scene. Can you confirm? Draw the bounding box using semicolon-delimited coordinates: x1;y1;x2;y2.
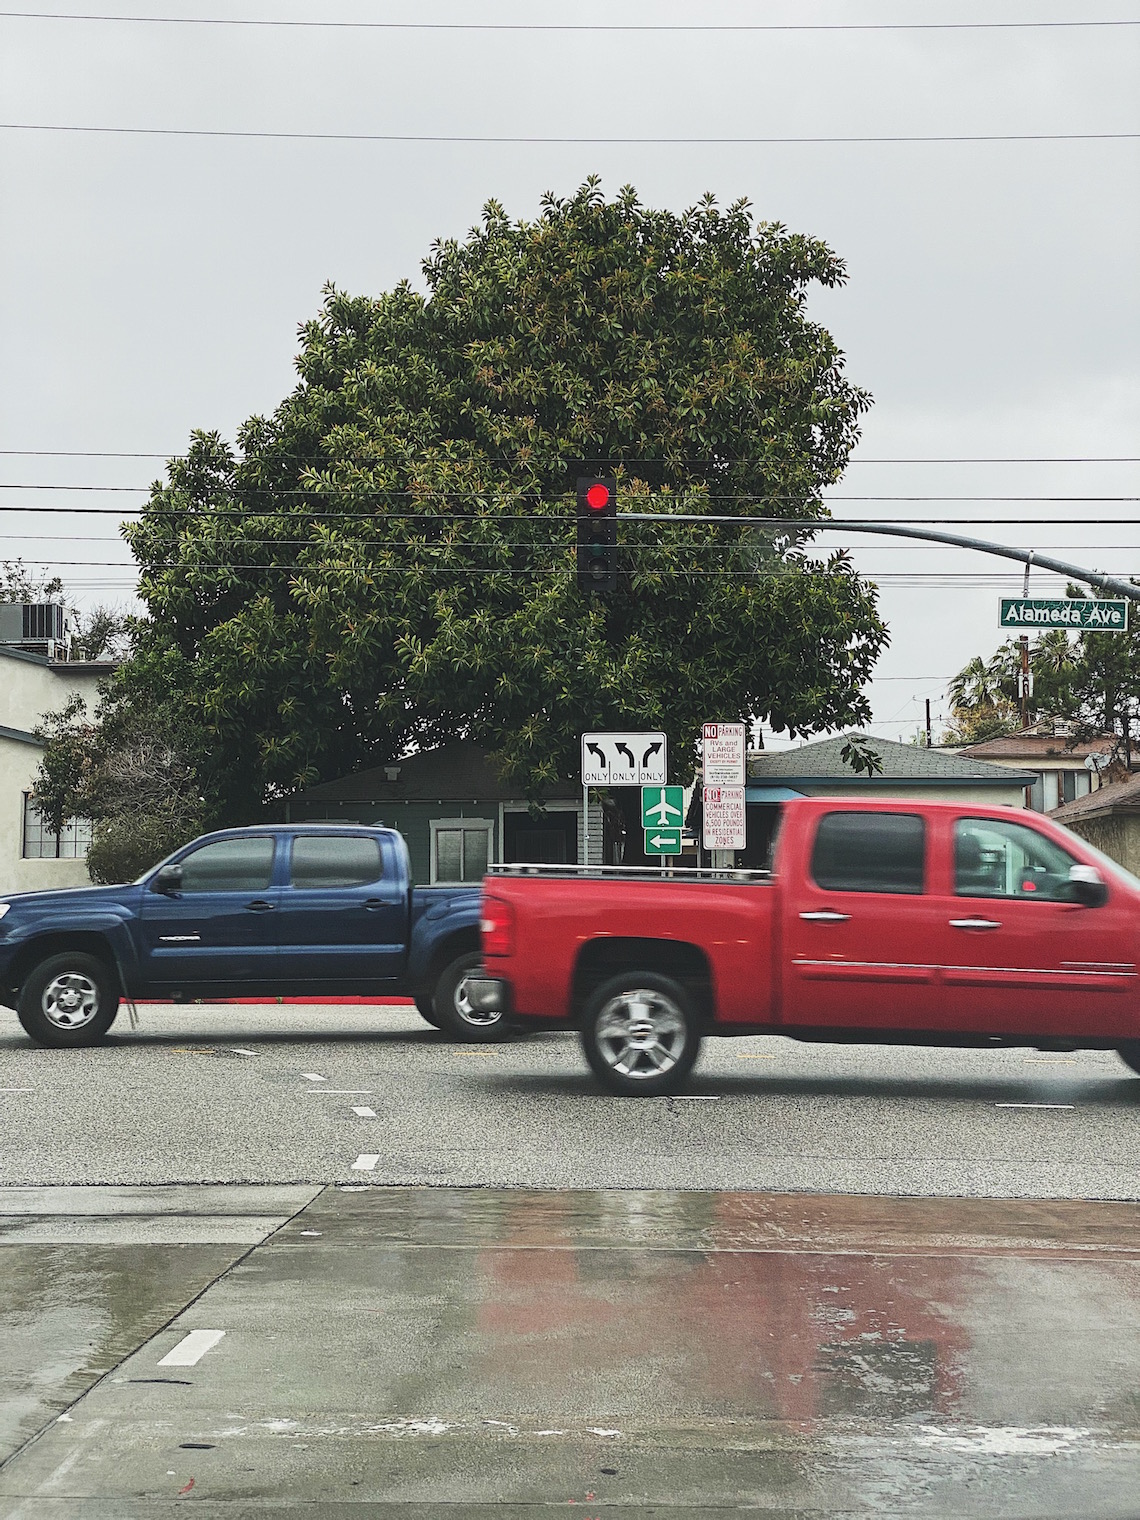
1000;598;1128;632
581;731;667;787
641;786;684;831
644;827;682;855
703;785;746;850
702;721;746;785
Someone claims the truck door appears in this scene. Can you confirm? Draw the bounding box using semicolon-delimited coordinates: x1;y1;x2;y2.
138;834;279;990
785;809;944;1030
274;833;407;987
934;815;1137;1039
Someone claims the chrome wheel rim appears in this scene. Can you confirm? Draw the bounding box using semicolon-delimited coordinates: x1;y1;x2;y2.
41;972;100;1030
595;988;687;1080
454;969;499;1028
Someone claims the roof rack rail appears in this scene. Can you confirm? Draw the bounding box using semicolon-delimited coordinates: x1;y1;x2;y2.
486;863;770;882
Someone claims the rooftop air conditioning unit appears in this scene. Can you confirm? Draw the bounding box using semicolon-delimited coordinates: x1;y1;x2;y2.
0;601;72;659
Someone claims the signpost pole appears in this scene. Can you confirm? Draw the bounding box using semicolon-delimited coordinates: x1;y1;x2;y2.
582;784;589;867
1019;554;1033;728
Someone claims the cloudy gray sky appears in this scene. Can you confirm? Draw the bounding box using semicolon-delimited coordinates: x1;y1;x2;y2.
2;0;1137;743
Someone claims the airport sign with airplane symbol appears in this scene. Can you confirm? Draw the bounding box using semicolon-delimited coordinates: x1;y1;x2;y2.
641;786;684;831
581;731;667;787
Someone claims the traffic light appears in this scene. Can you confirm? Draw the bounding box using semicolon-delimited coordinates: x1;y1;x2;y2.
576;475;618;594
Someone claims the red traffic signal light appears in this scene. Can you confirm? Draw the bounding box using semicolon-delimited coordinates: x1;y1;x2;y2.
576;475;618;595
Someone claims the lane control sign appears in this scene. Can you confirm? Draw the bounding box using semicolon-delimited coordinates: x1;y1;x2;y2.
581;732;667;787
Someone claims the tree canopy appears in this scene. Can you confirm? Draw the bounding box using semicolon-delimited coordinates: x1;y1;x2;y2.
92;181;887;823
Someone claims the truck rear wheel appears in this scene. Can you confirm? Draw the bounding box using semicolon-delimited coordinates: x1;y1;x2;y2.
1118;1043;1140;1077
431;951;508;1042
17;952;120;1049
581;972;701;1096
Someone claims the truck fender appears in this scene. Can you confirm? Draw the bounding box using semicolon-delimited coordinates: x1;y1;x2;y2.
4;916;140;1000
406;899;484;994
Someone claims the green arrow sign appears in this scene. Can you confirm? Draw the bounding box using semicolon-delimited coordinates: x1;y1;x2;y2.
641;785;684;831
1000;598;1128;631
644;828;682;855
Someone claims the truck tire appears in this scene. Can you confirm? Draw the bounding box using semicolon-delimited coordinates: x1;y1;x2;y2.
415;994;442;1030
17;951;120;1049
580;971;701;1097
1118;1043;1140;1077
431;951;507;1042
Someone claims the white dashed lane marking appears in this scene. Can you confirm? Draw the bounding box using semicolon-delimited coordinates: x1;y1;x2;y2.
352;1154;380;1171
352;1107;377;1118
996;1103;1076;1110
157;1329;226;1367
301;1073;326;1082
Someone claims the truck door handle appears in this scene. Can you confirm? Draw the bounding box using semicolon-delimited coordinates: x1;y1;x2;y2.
799;911;851;922
363;899;386;911
245;899;276;912
949;917;1002;930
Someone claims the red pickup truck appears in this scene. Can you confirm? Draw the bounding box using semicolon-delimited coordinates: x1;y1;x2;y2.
469;796;1140;1095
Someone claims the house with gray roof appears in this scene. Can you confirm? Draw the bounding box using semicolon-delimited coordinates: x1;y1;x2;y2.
706;732;1036;869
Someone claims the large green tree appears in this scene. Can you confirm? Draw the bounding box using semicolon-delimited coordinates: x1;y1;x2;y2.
113;181;886;825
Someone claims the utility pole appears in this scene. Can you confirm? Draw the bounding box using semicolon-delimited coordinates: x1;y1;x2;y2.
925;698;932;749
1018;553;1034;730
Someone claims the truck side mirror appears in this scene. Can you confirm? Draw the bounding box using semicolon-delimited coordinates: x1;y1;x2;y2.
1067;864;1108;908
153;864;184;896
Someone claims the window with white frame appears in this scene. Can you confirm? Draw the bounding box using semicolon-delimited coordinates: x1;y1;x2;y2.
429;818;493;883
22;793;92;859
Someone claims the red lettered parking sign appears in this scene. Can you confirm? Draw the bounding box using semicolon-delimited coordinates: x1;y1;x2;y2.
703;785;746;850
702;722;745;785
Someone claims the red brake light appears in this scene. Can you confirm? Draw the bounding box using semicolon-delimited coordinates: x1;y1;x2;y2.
480;895;515;957
585;482;610;510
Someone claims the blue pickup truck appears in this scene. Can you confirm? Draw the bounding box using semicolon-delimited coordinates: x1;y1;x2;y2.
0;824;495;1048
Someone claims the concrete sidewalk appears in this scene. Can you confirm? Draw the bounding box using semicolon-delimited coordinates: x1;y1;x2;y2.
2;1187;1139;1516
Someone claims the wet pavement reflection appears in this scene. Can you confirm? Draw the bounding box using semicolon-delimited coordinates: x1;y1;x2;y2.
1;1187;1138;1516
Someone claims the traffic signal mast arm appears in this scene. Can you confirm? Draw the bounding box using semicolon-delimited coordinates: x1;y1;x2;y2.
622;513;1140;602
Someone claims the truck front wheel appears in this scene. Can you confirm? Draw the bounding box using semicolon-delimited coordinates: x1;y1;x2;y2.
17;952;120;1049
1118;1043;1140;1077
431;952;507;1042
581;972;701;1096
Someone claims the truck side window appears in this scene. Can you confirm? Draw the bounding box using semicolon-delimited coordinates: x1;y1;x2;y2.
955;818;1077;901
811;812;925;895
290;836;384;889
177;837;274;893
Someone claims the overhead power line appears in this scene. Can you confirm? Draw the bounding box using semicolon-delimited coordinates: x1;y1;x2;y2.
4;483;1140;502
2;450;1137;464
3;10;1137;31
5;123;1138;145
3;504;1140;524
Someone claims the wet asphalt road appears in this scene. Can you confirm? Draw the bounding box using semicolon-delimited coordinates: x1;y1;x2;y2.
1;1001;1139;1196
2;1185;1139;1517
3;1002;1140;1516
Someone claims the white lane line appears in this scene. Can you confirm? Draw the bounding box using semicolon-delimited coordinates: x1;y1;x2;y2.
352;1107;377;1118
995;1102;1075;1110
352;1154;380;1171
229;1048;258;1057
306;1089;372;1095
157;1329;225;1367
670;1095;720;1101
0;1088;35;1093
301;1073;326;1082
